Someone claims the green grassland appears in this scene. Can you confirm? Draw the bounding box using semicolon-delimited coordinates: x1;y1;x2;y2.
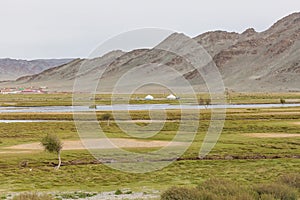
0;103;299;195
0;92;300;106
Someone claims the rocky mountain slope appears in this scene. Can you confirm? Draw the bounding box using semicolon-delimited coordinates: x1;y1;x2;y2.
0;58;74;81
1;12;299;92
192;12;300;91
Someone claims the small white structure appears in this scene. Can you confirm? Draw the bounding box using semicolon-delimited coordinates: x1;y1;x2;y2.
166;94;177;100
145;95;154;100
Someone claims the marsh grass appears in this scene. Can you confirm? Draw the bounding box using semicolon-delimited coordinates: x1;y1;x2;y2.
162;176;300;200
0;96;299;193
1;93;300;106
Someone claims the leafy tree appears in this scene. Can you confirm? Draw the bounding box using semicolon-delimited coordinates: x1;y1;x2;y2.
198;97;204;105
199;98;211;109
204;98;211;109
102;113;112;126
41;134;63;170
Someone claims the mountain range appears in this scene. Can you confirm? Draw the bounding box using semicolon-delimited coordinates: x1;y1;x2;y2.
0;58;73;81
1;12;299;92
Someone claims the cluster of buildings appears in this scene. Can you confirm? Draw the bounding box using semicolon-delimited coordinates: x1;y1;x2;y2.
0;87;47;94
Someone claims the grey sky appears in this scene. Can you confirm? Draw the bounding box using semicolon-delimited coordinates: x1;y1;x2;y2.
0;0;299;59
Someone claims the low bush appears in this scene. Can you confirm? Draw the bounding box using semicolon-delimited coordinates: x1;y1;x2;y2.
254;183;298;200
13;193;54;200
162;176;300;200
115;189;123;195
278;173;300;190
89;104;97;109
161;186;202;200
259;194;276;200
58;192;97;199
198;178;257;200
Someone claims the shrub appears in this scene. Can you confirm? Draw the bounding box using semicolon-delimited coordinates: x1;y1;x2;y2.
13;193;54;200
162;178;300;200
89;104;97;109
76;192;97;198
101;113;112;126
197;178;256;199
260;194;276;200
101;113;112;120
198;98;204;105
254;183;298;200
115;189;123;195
278;173;300;190
161;186;202;200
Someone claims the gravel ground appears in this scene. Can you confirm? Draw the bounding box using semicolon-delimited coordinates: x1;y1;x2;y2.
5;191;160;200
66;191;160;200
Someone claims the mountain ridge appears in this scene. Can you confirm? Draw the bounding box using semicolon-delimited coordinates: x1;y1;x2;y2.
1;12;299;92
0;58;74;81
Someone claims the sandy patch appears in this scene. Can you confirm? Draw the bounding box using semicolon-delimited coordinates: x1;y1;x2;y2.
122;120;177;123
5;138;184;151
1;103;17;106
244;133;300;138
0;150;35;154
286;99;300;103
292;122;300;125
231;112;300;116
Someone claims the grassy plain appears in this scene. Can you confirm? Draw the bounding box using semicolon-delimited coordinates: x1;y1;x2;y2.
0;92;300;106
0;93;299;196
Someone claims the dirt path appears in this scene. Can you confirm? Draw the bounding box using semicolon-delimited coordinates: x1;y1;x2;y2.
0;150;36;154
244;133;300;138
4;138;185;151
231;111;300;116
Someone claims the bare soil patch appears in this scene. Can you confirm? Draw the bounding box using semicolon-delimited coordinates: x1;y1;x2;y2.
244;133;300;138
5;138;184;151
0;150;35;154
231;111;300;116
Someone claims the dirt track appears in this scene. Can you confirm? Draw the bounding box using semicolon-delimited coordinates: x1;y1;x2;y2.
244;133;300;138
5;138;184;151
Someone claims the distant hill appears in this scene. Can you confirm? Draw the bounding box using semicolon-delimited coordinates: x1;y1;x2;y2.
0;58;74;81
1;12;299;92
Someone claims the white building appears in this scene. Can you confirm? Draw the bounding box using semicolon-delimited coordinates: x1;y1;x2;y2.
145;95;154;100
166;94;177;100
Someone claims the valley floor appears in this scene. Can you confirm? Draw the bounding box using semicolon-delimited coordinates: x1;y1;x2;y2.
0;93;299;199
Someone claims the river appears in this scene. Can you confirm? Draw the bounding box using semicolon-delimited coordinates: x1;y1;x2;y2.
0;103;299;113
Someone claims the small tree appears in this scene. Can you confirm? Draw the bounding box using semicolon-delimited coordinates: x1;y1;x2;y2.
89;104;97;109
102;113;112;126
280;98;286;105
198;97;204;105
204;98;211;109
225;88;232;104
41;134;63;170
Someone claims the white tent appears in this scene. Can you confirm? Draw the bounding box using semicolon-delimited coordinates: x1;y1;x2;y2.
166;94;177;100
145;95;154;100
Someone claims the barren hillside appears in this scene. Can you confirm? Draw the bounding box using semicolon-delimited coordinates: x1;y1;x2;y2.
0;58;74;81
1;13;299;92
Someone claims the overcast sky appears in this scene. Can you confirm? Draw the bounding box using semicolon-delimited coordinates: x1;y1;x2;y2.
0;0;299;59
